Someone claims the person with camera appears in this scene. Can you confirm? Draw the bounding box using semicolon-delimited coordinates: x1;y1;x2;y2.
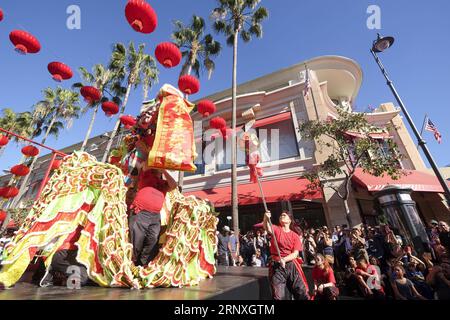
262;210;309;300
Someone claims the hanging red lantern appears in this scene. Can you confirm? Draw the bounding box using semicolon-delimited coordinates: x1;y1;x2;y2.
0;9;4;22
210;117;227;130
125;0;158;34
178;75;200;95
2;187;19;199
120;115;137;129
80;86;102;104
0;210;6;221
51;159;62;170
197;100;217;118
102;101;119;117
22;145;39;157
0;187;6;198
9;30;41;55
0;135;9;146
48;62;73;82
10;164;30;177
155;42;181;68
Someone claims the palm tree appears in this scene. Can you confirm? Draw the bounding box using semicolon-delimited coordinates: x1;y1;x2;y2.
212;0;268;234
0;109;36;158
171;15;222;189
0;109;18;132
73;64;123;152
11;87;81;207
172;15;222;79
101;42;159;162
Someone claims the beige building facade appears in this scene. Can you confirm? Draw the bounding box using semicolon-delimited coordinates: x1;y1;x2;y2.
184;55;449;230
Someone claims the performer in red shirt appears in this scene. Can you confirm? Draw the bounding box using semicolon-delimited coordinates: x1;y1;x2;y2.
263;211;310;300
312;254;339;300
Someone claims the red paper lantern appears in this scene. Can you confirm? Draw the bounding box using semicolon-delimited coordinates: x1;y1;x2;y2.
48;62;73;82
210;117;226;130
9;30;41;55
125;0;158;34
197;100;217;118
0;210;6;221
178;75;200;95
102;101;119;117
0;9;4;22
2;187;19;199
51;159;62;170
80;86;102;104
120;115;137;129
22;145;39;157
155;42;181;68
0;135;9;146
10;164;30;177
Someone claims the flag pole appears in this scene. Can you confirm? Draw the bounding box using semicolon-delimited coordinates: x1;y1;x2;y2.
255;174;283;266
418;114;428;149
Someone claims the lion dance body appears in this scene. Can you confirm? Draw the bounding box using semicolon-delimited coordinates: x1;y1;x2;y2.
0;85;218;289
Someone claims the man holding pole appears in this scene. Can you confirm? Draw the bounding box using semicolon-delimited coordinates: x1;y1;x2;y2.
263;210;310;300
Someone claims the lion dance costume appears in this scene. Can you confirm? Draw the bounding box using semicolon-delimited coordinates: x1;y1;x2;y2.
0;85;218;289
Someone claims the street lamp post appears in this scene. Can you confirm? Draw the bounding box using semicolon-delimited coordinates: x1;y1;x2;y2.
371;34;450;206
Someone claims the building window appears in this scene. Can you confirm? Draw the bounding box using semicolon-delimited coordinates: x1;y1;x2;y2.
257;119;299;163
215;138;247;172
185;141;206;177
215;116;299;172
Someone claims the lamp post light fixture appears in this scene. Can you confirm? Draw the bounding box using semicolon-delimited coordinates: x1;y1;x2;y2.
371;33;450;206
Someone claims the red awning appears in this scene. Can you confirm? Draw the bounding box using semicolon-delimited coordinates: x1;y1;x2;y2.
344;131;390;140
184;176;322;208
352;168;449;193
369;132;391;139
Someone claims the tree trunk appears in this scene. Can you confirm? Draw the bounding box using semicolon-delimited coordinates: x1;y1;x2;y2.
231;31;240;236
343;197;353;228
80;104;99;152
102;83;132;163
177;64;194;191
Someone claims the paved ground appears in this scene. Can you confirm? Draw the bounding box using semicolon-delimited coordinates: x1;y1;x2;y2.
0;266;362;300
0;267;271;300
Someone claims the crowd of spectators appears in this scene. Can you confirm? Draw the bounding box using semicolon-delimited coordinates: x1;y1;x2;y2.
216;219;450;300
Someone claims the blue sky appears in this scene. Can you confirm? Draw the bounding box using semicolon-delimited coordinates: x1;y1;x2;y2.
1;0;449;171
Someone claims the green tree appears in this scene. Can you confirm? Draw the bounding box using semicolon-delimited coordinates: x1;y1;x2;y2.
102;42;159;162
172;15;222;79
73;64;123;152
10;87;81;207
211;0;269;234
299;108;403;227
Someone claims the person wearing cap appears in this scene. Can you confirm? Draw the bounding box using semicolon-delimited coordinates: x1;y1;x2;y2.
217;226;232;266
129;169;177;266
426;220;440;247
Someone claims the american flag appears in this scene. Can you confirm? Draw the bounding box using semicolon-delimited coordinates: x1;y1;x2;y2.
425;118;442;144
303;66;311;98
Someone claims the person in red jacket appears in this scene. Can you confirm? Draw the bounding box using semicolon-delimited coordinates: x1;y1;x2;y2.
263;210;309;300
129;169;177;266
312;254;339;300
